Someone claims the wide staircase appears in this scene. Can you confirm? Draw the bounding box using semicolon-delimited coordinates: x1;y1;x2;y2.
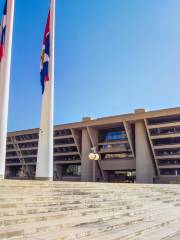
0;180;180;240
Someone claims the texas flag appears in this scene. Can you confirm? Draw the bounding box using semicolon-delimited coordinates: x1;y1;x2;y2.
40;11;50;94
0;0;7;62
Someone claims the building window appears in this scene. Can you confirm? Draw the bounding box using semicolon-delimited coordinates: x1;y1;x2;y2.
54;138;74;145
54;129;71;137
160;169;180;175
102;153;132;160
156;149;180;156
159;159;180;165
54;155;80;161
150;127;180;136
147;115;180;125
62;164;81;177
153;137;180;146
6;152;17;157
54;146;77;153
100;128;127;142
6;144;14;150
15;133;38;141
100;143;130;150
21;150;37;156
18;142;38;149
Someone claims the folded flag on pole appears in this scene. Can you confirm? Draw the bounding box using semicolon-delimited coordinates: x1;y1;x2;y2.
40;11;50;94
0;0;7;62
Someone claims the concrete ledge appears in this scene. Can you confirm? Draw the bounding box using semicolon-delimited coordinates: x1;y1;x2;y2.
35;177;53;181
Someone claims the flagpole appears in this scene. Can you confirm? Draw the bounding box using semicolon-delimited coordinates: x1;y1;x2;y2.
36;0;55;180
0;0;15;179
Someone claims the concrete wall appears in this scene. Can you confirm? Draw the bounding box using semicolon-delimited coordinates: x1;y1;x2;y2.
135;120;156;183
81;128;93;182
101;159;135;171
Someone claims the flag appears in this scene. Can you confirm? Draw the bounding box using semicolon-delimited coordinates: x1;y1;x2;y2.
0;0;7;62
40;11;50;94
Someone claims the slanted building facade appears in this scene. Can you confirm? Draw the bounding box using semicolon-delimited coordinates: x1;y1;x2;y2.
5;107;180;184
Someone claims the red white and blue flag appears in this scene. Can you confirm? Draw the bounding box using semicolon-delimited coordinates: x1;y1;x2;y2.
0;0;7;62
40;11;50;94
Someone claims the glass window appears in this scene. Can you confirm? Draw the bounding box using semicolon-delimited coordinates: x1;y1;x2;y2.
62;164;81;177
102;153;132;160
160;169;180;175
148;115;180;125
100;128;127;142
153;137;180;146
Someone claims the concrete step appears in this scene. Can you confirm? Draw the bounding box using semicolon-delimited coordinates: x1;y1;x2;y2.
0;201;132;217
0;203;175;240
0;201;176;240
0;180;180;239
0;202;143;227
9;205;180;240
82;210;180;240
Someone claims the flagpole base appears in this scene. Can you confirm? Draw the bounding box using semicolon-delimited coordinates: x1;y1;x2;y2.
35;177;53;181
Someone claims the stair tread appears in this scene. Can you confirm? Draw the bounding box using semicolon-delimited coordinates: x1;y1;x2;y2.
0;180;180;240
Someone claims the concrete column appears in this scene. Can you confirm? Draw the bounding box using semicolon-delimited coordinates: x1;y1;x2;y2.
135;120;155;183
87;127;100;182
81;128;93;182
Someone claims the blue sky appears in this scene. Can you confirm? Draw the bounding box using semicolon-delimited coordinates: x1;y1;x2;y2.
1;0;180;131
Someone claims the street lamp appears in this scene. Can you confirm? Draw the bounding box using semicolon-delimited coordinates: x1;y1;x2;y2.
88;147;99;161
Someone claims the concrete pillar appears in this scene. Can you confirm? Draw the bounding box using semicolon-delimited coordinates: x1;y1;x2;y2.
135;120;155;183
87;127;100;182
81;128;93;182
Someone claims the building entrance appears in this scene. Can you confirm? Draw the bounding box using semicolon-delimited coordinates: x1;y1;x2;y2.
108;170;136;183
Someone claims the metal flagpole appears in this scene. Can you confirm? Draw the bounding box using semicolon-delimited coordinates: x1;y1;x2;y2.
36;0;55;180
0;0;15;179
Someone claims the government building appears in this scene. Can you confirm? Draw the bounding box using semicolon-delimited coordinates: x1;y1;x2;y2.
5;107;180;184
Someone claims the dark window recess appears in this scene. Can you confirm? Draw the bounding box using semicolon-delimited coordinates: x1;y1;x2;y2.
24;158;37;163
54;155;80;161
156;149;180;156
99;143;130;151
54;146;77;153
7;137;12;142
6;152;17;157
54;138;74;145
101;153;132;160
160;168;180;175
6;144;14;150
153;137;180;146
15;133;38;141
21;150;37;156
18;142;38;148
6;166;22;178
54;129;71;137
159;159;180;166
147;115;180;125
99;128;127;142
62;164;81;177
150;127;180;136
6;159;20;164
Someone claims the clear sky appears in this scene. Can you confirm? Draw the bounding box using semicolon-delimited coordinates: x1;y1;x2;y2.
1;0;180;131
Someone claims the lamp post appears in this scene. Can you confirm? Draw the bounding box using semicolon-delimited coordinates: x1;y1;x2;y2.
88;147;99;182
88;147;99;161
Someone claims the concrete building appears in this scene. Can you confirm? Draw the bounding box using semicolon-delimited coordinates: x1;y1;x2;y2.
5;107;180;184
